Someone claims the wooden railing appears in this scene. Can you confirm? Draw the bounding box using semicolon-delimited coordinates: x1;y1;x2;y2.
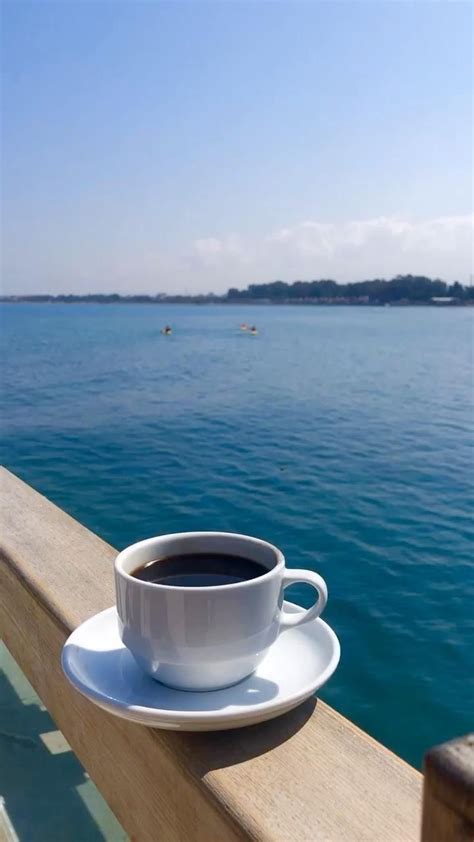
0;467;471;841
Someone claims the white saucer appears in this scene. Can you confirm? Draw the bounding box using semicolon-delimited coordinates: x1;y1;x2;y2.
61;601;340;731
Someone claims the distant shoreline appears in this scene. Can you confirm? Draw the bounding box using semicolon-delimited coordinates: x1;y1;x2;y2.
2;275;473;307
1;297;472;307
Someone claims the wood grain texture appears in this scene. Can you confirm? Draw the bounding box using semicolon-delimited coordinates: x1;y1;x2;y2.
0;467;422;841
422;735;474;842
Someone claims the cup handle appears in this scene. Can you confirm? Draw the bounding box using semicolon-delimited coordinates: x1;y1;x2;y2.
279;569;328;630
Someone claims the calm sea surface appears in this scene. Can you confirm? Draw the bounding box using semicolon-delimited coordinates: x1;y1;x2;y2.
1;303;473;768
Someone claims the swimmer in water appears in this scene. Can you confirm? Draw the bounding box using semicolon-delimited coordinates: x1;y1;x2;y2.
249;326;258;335
161;325;172;335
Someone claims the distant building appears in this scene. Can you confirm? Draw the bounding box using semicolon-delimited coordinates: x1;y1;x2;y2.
431;297;455;304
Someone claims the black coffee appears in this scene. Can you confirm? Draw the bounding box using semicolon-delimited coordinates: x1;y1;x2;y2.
131;553;269;587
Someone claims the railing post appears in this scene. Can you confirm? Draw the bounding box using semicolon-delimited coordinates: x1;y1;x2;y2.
421;734;474;842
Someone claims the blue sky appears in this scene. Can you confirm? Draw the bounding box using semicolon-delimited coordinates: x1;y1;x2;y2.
1;1;472;294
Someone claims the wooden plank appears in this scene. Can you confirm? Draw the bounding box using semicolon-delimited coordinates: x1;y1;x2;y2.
0;467;422;841
422;735;474;842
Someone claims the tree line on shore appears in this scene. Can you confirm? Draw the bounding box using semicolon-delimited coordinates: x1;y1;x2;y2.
227;276;472;303
2;275;473;305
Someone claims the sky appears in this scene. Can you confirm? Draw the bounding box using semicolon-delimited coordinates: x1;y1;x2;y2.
1;0;473;295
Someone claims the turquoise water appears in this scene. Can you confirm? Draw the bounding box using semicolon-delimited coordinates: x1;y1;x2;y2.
1;303;473;769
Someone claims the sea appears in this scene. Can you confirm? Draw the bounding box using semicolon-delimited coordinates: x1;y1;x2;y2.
1;303;473;777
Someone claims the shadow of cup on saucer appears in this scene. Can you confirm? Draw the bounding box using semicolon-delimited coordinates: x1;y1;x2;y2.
67;642;280;709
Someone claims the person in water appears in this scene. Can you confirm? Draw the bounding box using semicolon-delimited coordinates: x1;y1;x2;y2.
162;325;172;335
249;326;258;335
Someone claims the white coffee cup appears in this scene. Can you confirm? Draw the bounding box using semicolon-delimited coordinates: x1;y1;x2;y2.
115;531;328;691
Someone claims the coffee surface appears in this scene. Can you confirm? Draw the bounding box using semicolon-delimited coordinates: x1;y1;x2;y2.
131;552;269;587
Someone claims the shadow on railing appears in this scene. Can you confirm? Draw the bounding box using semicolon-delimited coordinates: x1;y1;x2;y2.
179;697;317;773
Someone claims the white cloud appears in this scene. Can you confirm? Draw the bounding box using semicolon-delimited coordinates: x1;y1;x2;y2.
191;214;473;289
193;234;244;265
4;214;472;295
